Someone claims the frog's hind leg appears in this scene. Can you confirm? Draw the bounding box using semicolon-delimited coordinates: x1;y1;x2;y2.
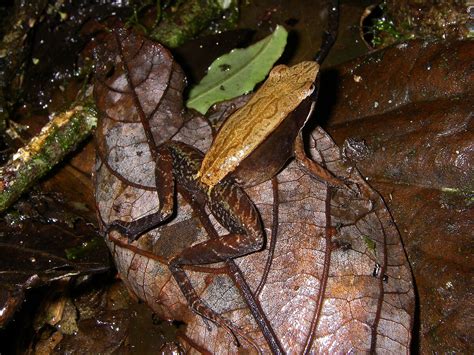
105;146;176;242
165;148;262;347
170;180;264;267
175;184;285;352
166;178;265;338
169;263;244;345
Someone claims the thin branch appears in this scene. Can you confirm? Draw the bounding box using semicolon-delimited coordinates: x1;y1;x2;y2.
0;99;97;212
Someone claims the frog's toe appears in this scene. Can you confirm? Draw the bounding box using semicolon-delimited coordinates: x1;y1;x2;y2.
105;220;140;242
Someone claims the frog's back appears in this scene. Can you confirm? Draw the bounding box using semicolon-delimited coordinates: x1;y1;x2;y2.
197;61;319;189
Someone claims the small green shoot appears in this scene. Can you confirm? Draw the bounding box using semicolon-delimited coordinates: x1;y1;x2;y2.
65;237;103;260
363;235;377;255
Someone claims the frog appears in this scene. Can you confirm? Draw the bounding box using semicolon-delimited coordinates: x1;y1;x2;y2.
103;1;342;351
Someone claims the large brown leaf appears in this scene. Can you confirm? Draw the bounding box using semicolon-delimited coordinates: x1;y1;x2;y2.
323;39;473;191
323;39;473;352
94;29;414;353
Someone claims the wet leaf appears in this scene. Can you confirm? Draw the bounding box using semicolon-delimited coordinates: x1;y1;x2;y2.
323;39;473;352
324;39;473;192
186;25;288;114
94;27;186;189
94;29;414;353
32;280;133;353
54;308;129;353
0;193;111;328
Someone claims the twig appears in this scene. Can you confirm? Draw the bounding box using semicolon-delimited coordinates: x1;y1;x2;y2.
0;100;97;212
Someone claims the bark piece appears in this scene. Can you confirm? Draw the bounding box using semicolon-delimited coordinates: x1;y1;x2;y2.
0;102;97;212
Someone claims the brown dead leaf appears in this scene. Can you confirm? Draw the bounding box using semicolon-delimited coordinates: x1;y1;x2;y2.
323;39;473;353
94;26;186;190
94;28;414;353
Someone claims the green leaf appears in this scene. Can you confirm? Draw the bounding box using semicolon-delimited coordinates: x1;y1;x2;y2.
186;25;288;114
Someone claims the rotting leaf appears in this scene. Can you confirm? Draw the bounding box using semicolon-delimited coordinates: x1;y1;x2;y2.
186;25;288;114
0;192;111;328
29;280;136;354
94;28;414;353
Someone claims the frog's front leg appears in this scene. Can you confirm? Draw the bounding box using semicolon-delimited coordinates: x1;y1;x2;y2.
165;142;265;329
294;132;347;188
105;145;176;242
166;141;265;266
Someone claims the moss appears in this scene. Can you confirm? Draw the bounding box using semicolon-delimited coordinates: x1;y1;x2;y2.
65;237;104;260
368;3;414;48
0;102;98;212
385;0;470;41
406;148;417;158
150;0;237;48
363;235;377;255
440;187;474;208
